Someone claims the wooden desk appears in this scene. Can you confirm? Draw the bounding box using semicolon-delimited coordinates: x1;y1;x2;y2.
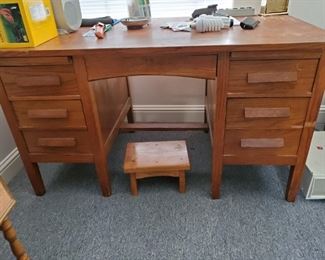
0;16;324;201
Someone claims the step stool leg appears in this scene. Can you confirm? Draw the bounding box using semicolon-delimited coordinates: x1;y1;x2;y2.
179;171;186;193
1;217;29;260
130;173;138;196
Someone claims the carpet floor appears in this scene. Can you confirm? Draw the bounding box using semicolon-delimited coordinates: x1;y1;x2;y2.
1;131;325;260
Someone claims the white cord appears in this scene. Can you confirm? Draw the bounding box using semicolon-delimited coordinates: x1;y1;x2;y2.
192;15;232;33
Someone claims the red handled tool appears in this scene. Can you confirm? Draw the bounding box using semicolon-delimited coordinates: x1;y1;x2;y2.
95;22;105;39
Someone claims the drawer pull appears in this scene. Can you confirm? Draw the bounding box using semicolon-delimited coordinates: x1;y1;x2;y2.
37;138;76;147
16;76;61;87
241;138;284;148
27;109;68;119
247;72;297;84
244;108;290;118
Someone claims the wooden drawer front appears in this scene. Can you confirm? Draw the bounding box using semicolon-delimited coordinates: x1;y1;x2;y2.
228;60;318;96
226;98;309;129
224;129;302;157
85;54;217;80
0;65;79;98
23;131;91;154
13;100;86;129
0;57;72;66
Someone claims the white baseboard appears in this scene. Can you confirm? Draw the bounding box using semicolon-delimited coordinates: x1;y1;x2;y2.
132;104;205;122
0;148;23;183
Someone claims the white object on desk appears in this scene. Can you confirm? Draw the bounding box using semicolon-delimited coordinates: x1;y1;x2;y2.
301;132;325;199
51;0;82;32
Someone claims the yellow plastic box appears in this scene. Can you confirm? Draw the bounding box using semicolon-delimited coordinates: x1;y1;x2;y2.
0;0;58;48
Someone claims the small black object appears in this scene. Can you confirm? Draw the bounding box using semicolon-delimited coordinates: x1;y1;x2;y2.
240;17;260;30
81;16;113;27
192;4;218;19
229;19;234;28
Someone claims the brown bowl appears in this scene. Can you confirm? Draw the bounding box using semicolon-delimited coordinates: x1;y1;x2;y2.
121;17;149;30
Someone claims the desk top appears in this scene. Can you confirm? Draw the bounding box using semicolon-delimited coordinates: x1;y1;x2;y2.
0;16;324;57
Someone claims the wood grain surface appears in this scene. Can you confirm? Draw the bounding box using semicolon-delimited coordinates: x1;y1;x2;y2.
226;98;309;129
0;179;15;224
228;59;318;97
13;100;86;129
224;129;302;157
0;15;324;201
0;16;323;57
0;65;79;97
85;54;217;80
124;141;190;173
23;130;91;154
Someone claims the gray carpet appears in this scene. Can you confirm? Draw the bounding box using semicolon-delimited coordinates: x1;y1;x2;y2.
1;131;325;260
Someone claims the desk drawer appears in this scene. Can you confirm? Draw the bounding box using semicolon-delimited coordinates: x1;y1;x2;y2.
85;54;217;80
23;131;91;154
228;60;318;96
224;129;302;157
0;57;72;66
226;98;309;129
12;100;86;129
0;65;79;98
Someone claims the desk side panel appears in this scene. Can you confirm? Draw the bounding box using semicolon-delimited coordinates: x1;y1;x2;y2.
89;78;129;149
286;51;325;201
206;79;216;142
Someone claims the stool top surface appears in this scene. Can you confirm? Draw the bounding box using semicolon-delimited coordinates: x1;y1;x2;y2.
124;141;190;173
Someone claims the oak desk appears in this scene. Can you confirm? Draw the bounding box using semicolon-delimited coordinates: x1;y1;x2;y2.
0;16;324;202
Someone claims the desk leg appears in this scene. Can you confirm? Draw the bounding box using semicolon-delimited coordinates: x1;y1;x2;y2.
211;149;223;199
1;217;29;260
211;52;229;199
94;156;111;197
126;77;134;124
127;107;134;123
286;166;297;201
23;161;45;196
74;57;113;197
0;81;45;196
204;79;208;125
286;55;325;202
286;123;320;202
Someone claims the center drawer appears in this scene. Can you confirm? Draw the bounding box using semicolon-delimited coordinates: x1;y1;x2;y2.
226;98;309;129
12;100;86;129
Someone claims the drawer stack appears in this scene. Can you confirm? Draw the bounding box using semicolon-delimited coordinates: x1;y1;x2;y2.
224;53;319;164
0;57;92;158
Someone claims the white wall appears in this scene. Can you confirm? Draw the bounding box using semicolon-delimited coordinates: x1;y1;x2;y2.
288;0;325;130
288;0;325;29
129;76;205;122
0;107;23;183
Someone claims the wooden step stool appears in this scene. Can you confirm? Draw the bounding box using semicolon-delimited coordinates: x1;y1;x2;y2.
123;140;190;195
0;178;29;260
